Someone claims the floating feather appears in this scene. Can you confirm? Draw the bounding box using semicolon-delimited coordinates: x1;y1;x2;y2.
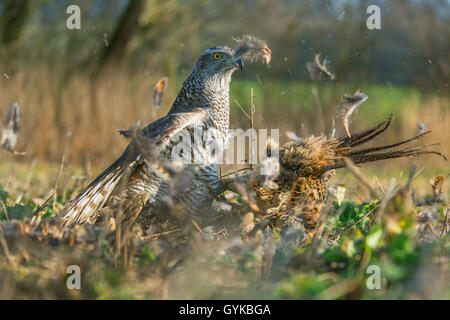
416;121;429;135
1;102;22;154
153;77;168;110
339;90;368;137
233;35;271;64
306;53;335;81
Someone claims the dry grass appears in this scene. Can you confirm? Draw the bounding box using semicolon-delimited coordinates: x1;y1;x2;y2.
0;160;448;299
1;67;449;171
0;67;173;165
0;67;448;300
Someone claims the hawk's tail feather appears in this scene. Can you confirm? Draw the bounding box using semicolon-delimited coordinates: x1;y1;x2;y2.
64;157;128;225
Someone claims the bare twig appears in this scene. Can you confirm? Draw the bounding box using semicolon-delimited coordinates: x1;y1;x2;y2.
0;200;9;221
371;178;399;225
191;219;204;233
52;155;65;215
441;209;449;238
141;228;182;240
332;204;380;237
344;158;379;199
233;99;251;120
0;236;16;267
250;88;255;170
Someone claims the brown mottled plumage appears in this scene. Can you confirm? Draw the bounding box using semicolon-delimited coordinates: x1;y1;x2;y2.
251;115;446;237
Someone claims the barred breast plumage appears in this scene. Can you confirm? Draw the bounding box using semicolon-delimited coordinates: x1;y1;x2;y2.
64;46;243;227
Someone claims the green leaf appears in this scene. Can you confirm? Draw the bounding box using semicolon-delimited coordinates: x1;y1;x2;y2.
0;188;8;203
5;203;35;220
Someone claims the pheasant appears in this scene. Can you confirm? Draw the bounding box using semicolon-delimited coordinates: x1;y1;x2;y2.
248;115;445;238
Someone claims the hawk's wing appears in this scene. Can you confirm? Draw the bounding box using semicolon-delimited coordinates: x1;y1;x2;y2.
119;108;207;147
64;108;208;225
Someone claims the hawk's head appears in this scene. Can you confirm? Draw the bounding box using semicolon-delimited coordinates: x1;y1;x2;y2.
193;46;243;77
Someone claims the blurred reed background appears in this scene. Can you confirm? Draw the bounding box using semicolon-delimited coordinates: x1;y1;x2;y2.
0;0;448;179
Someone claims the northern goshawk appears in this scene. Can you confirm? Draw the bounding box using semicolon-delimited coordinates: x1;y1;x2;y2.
64;46;244;227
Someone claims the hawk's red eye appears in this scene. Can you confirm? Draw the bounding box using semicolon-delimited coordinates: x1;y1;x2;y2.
214;53;222;60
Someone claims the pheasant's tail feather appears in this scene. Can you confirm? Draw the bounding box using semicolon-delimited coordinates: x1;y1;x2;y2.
336;114;393;148
350;146;446;165
318;116;446;174
342;131;432;157
63;159;127;225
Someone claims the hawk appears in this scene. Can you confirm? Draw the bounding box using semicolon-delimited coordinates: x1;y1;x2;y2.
64;46;244;227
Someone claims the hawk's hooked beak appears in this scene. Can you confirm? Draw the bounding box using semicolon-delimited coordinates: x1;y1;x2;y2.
235;58;244;70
